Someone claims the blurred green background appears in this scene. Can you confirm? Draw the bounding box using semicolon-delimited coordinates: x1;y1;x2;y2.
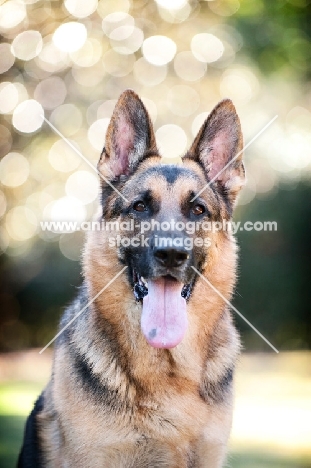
0;0;310;466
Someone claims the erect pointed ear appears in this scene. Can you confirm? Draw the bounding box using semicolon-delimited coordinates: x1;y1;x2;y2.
98;90;157;179
184;99;245;205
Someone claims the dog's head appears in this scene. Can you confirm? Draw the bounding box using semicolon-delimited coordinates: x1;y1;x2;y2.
96;90;244;349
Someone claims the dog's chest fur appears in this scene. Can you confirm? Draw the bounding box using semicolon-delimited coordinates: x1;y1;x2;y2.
42;300;235;468
42;340;229;468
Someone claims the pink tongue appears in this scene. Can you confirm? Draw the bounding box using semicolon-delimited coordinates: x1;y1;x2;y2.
141;278;188;348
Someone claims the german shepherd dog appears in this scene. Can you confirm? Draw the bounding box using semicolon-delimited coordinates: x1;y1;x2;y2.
18;90;244;467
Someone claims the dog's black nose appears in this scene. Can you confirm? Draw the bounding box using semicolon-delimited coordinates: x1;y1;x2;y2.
154;248;189;268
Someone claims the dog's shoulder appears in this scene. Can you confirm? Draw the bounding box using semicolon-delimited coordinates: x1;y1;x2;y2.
17;393;45;468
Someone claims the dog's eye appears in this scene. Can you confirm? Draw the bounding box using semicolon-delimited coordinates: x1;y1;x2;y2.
192;204;205;216
133;201;146;212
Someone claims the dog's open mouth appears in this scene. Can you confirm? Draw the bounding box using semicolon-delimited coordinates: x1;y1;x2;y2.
133;271;191;349
133;272;191;301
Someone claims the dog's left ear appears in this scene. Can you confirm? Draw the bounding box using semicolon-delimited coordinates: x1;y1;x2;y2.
98;89;157;179
184;99;245;205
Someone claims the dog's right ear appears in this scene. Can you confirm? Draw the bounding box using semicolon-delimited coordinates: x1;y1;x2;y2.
98;90;157;180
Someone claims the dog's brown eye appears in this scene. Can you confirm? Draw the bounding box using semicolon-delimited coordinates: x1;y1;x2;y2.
133;201;146;212
192;204;205;216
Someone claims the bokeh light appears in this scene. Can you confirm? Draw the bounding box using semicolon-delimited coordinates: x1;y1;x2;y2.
72;63;105;87
0;125;13;157
174;52;207;82
208;0;240;17
64;0;98;19
142;35;177;65
70;38;104;67
12;100;44;134
0;79;23;111
0;153;29;188
157;3;192;23
36;37;68;73
191;33;224;63
53;22;87;53
0;190;7;218
48;140;81;173
167;85;200;117
86;100;110;125
97;0;130;17
141;98;158;123
65;171;99;205
47;196;86;224
0;226;10;253
50;104;83;136
134;58;167;86
110;26;144;55
286;106;311;135
156;125;188;158
88;119;110;151
0;83;19;114
0;1;26;30
34;77;67;110
11;31;43;61
102;49;135;76
102;12;134;39
155;0;188;9
5;206;37;242
26;191;54;219
96;100;117;120
12;83;29;106
220;67;259;104
0;44;15;74
191;112;209;137
59;231;85;261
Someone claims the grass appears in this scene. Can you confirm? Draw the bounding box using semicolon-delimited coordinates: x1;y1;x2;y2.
0;381;43;468
229;452;311;468
0;414;27;468
0;350;310;468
